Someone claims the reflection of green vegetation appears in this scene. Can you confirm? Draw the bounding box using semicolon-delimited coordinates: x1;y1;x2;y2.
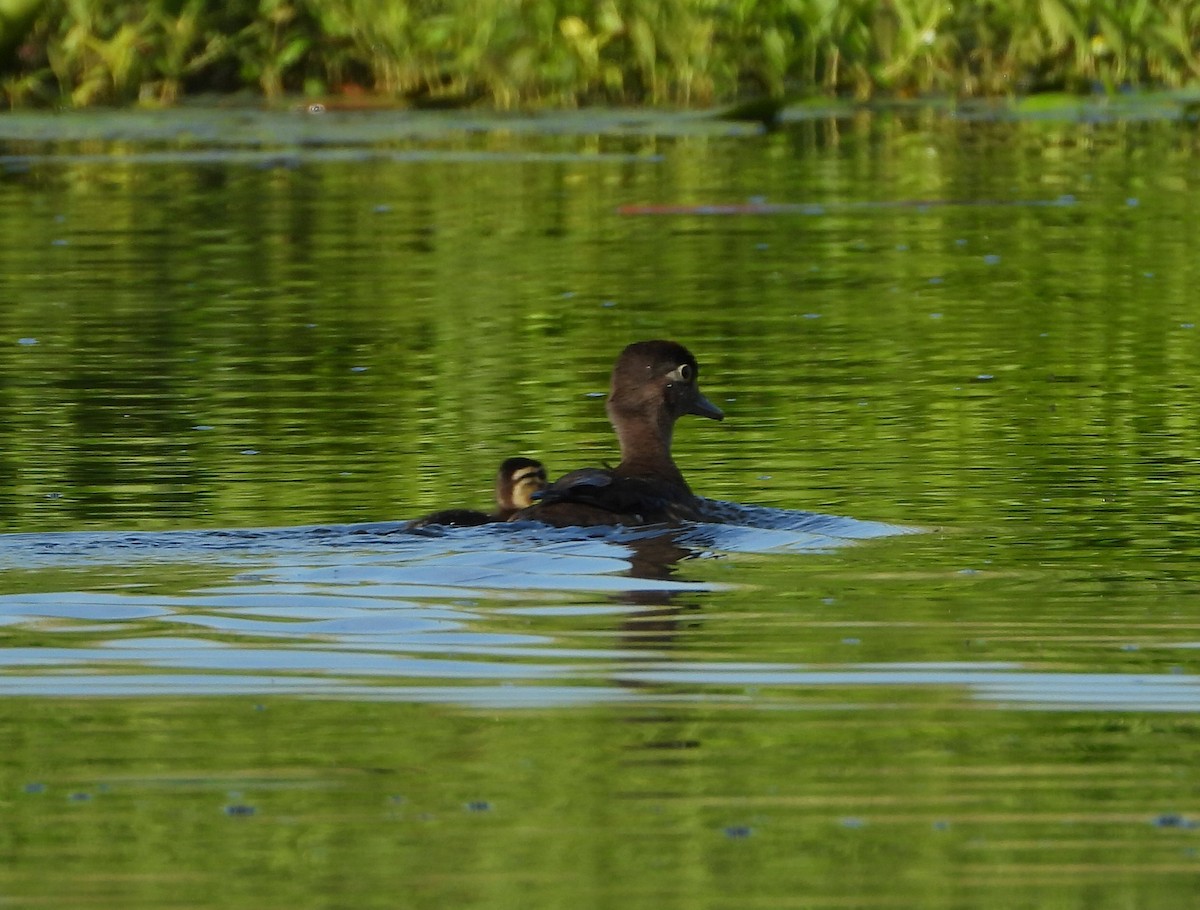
0;111;1198;543
1;696;1199;907
3;0;1200;107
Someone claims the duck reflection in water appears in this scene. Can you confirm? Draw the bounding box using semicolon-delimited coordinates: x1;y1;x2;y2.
510;339;724;527
613;529;705;649
407;457;548;529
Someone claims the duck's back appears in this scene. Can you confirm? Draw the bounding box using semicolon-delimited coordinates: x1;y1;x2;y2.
511;467;700;527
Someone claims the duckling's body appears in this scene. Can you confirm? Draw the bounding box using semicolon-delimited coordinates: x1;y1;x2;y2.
408;457;547;528
510;340;723;527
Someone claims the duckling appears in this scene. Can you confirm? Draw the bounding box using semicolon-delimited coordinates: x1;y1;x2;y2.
510;340;723;527
493;457;549;518
408;457;547;528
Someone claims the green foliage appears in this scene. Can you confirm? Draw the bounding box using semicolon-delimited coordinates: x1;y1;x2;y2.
3;0;323;105
2;0;1200;107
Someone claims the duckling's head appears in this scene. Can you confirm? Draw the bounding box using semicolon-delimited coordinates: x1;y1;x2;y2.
606;340;724;427
496;457;549;511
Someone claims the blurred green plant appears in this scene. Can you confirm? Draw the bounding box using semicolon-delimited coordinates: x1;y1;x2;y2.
2;0;1199;108
0;0;43;60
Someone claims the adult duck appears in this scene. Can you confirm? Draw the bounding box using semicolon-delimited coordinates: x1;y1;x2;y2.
511;340;723;527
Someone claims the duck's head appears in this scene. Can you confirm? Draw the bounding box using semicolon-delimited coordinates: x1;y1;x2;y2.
496;457;549;511
606;340;724;428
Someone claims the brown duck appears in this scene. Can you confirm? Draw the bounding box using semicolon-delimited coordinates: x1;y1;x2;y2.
510;340;723;527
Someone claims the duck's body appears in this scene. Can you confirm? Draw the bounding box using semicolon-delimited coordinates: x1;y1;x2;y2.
510;340;723;527
408;457;547;528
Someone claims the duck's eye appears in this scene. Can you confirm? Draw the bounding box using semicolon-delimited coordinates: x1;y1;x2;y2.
307;103;326;114
669;363;693;383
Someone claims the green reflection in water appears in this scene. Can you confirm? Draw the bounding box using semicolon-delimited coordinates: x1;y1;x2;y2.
1;108;1199;909
1;698;1197;909
0;111;1197;544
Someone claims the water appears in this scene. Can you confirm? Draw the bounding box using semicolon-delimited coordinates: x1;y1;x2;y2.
0;102;1198;908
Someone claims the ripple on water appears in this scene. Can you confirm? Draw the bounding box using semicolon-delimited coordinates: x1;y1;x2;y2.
0;505;947;706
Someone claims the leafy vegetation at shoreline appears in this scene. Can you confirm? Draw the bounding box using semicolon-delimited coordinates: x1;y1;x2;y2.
2;0;1199;108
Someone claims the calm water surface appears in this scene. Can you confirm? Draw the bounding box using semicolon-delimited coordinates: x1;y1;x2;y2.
0;102;1198;908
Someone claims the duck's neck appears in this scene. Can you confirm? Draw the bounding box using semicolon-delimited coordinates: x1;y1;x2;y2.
610;412;690;490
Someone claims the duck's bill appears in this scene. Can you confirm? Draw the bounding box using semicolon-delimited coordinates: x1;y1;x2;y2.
689;392;725;421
